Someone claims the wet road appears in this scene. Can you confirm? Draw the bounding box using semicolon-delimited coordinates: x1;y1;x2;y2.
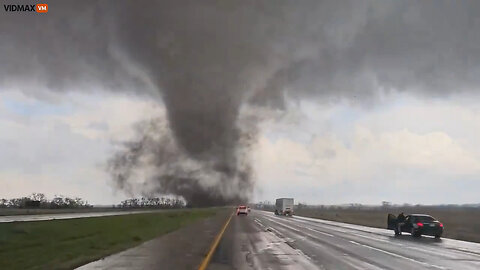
209;210;480;270
0;210;165;223
77;209;231;270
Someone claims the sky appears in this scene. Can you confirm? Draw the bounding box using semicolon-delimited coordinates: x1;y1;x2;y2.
1;0;480;205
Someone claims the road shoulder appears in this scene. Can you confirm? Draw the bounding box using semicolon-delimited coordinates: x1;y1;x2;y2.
77;208;231;270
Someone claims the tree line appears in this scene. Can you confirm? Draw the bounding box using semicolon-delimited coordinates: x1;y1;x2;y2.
0;193;92;209
0;193;186;209
118;197;185;209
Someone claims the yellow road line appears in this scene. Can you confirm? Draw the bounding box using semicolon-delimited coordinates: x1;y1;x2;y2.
198;211;234;270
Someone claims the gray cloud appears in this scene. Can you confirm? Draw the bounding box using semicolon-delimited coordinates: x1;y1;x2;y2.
2;0;480;205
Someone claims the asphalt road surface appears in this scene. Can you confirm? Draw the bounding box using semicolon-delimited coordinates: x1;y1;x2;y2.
208;210;480;270
0;209;166;223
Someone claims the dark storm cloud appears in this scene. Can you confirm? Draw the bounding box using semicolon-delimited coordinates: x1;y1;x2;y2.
2;0;480;205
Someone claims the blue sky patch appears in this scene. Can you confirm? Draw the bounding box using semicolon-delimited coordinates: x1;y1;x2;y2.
2;97;72;116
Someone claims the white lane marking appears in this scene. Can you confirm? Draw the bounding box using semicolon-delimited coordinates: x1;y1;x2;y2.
350;233;466;261
282;216;351;234
261;216;337;240
265;224;285;237
266;213;352;234
349;232;391;244
306;227;335;237
263;217;318;240
254;219;266;228
349;241;446;269
263;217;339;248
304;237;383;270
447;247;480;258
264;217;301;232
291;214;391;234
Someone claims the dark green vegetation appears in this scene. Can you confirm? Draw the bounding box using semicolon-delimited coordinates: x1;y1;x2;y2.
0;209;217;270
294;206;480;243
0;193;186;215
1;193;92;211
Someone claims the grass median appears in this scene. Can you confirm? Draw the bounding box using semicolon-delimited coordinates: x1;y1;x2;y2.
0;208;217;270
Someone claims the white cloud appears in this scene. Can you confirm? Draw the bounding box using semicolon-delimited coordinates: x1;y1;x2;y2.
256;128;480;182
253;95;480;204
0;90;164;204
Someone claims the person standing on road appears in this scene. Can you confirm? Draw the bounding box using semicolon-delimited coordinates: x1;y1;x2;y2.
397;212;406;234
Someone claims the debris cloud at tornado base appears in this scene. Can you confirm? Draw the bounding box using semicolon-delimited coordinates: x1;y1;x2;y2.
107;114;258;207
2;1;480;205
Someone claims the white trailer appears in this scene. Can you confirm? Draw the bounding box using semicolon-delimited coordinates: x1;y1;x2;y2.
275;198;294;216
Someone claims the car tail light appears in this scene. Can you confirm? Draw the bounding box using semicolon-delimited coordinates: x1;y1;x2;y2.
416;222;424;227
439;223;443;227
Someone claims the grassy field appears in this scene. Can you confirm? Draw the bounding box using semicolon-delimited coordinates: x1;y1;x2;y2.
294;206;480;243
0;208;217;270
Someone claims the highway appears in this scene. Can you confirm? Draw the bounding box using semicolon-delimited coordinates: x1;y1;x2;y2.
0;209;166;223
208;210;480;270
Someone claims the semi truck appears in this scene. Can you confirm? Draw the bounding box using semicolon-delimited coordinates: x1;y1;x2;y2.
274;198;294;216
